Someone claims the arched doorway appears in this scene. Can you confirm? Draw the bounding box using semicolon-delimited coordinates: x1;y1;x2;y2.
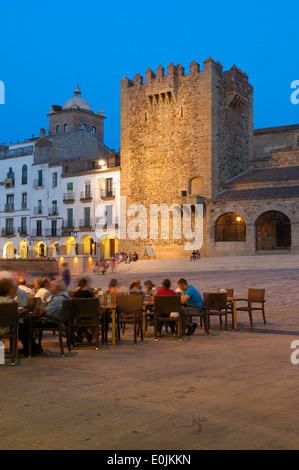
79;235;95;255
49;241;59;257
19;241;28;259
256;211;291;250
63;236;77;255
101;236;120;260
34;241;47;258
3;241;14;259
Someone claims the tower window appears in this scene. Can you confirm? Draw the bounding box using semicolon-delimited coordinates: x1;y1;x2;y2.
81;124;87;130
64;124;68;132
57;125;61;134
91;126;96;135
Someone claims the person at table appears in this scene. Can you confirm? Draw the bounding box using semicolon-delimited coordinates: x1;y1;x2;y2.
177;278;204;336
129;280;146;299
0;277;17;336
18;278;35;295
10;279;28;308
156;279;177;336
74;278;93;298
18;280;71;356
35;277;52;310
108;278;118;293
144;280;157;298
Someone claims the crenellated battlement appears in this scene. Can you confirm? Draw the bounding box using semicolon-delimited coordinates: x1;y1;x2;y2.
121;58;251;91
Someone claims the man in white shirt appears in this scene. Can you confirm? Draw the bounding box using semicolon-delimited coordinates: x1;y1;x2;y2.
18;278;34;295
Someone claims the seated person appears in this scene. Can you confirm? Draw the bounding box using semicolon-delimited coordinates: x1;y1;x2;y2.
10;279;28;308
0;277;17;335
178;278;204;336
144;280;157;298
108;278;118;293
156;279;176;335
129;280;146;298
19;280;71;356
74;278;93;298
35;277;52;307
18;278;34;295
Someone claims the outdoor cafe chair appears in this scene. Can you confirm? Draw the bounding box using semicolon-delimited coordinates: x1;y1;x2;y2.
153;295;182;341
28;299;73;358
116;294;143;344
181;302;210;337
71;298;101;350
205;292;231;333
235;288;266;327
0;302;19;366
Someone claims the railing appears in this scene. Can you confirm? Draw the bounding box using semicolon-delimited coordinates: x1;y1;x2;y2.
45;228;62;237
79;219;93;229
0;146;34;159
31;229;43;237
80;190;93;201
5;179;15;188
63;192;75;203
33;179;45;188
18;227;28;236
2;228;15;236
21;202;27;210
4;204;14;212
101;188;115;199
62;220;75;230
48;208;59;216
34;207;44;215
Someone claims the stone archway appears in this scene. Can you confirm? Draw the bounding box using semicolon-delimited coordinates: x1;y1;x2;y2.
3;241;14;259
256;211;291;250
33;241;47;258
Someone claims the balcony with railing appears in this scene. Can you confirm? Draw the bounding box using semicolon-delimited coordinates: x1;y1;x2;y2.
79;219;93;230
18;226;28;236
31;228;44;237
33;179;45;189
101;188;115;200
48;207;59;217
5;179;15;188
2;227;15;237
45;228;62;238
4;204;14;212
80;190;93;202
63;192;75;204
62;220;75;234
34;206;44;215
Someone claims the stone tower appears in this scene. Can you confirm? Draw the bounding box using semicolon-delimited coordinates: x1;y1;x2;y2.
120;58;253;258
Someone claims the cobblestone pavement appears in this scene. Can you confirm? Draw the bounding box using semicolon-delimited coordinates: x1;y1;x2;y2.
1;267;299;450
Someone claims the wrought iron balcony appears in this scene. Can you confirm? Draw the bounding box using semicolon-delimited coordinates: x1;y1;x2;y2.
101;188;115;200
4;204;14;212
80;190;93;202
63;192;75;203
2;228;15;237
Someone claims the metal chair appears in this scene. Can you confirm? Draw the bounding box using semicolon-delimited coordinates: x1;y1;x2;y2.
154;295;182;341
236;289;266;327
0;303;19;366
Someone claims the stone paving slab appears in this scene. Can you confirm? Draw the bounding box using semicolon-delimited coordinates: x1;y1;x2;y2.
1;266;299;450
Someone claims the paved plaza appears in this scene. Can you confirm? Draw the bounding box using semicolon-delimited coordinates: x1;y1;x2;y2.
1;256;299;450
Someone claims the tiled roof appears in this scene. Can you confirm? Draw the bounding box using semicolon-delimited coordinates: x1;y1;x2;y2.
212;186;299;201
227;166;299;185
254;124;299;135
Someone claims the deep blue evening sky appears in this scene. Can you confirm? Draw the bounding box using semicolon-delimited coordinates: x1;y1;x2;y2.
0;0;298;151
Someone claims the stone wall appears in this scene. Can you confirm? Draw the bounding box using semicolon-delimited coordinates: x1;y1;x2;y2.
120;58;253;259
206;198;299;256
0;259;59;278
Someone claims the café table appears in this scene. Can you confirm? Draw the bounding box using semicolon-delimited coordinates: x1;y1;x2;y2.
100;304;117;345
